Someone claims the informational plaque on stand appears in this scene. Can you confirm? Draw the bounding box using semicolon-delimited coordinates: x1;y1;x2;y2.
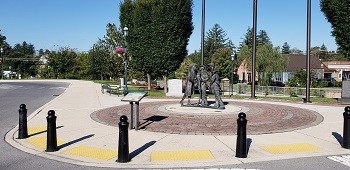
121;92;147;130
121;92;147;102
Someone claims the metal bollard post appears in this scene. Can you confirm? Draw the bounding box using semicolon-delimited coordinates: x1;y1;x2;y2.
343;106;350;149
46;110;57;152
236;112;247;158
18;104;28;139
117;115;129;163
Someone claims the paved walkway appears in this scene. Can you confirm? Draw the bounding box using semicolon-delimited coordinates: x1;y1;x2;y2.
5;80;350;169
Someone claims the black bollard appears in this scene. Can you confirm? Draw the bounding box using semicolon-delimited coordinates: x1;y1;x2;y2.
236;112;247;158
343;106;350;149
117;115;129;163
18;104;28;139
46;110;57;152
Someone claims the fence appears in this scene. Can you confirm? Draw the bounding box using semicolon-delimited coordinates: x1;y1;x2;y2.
222;83;341;98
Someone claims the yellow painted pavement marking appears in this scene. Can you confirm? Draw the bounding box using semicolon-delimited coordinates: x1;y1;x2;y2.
260;143;320;154
28;126;47;135
26;136;65;150
62;146;117;160
151;150;214;161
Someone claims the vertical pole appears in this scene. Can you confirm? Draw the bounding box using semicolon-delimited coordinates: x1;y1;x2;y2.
46;110;57;152
0;48;3;80
343;106;350;149
251;0;258;99
231;56;234;96
117;115;129;163
201;0;205;66
18;104;28;139
236;112;247;158
135;102;140;131
305;0;311;103
129;102;134;130
123;27;129;96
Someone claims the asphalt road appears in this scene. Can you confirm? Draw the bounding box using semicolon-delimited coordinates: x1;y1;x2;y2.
0;81;112;170
1;81;349;170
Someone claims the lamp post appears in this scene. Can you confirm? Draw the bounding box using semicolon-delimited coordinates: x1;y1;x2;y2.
1;47;3;79
231;54;235;96
123;27;129;96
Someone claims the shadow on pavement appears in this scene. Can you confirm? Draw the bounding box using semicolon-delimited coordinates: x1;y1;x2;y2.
28;125;64;137
58;134;95;150
247;138;253;155
129;141;156;159
332;132;343;147
139;115;168;129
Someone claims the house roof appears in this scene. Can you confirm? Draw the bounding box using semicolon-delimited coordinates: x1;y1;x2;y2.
283;54;323;72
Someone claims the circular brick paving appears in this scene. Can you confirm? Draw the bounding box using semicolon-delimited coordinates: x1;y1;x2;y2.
91;101;323;135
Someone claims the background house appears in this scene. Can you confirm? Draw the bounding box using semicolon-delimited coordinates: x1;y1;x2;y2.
235;54;325;84
322;61;350;81
282;54;324;83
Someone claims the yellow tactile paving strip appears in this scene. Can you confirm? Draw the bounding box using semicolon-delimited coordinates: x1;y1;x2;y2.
62;146;117;160
260;143;320;154
26;136;65;150
28;126;47;135
151;150;214;161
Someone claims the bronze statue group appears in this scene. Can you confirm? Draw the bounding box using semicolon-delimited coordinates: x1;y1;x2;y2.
180;63;225;109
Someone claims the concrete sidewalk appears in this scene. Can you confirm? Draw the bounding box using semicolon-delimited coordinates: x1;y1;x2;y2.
5;80;350;169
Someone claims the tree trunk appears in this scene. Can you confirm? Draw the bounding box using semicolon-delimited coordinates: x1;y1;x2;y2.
147;73;151;90
163;75;168;93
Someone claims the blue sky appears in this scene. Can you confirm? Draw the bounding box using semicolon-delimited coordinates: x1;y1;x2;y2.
0;0;337;53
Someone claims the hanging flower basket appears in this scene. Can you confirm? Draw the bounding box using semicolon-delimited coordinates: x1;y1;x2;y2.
115;47;125;54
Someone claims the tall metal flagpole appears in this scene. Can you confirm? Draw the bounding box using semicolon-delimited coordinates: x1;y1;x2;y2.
201;0;205;66
251;0;257;99
305;0;311;103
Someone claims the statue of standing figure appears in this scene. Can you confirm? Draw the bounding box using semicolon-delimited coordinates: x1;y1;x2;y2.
208;63;225;109
180;64;197;106
180;62;225;109
197;65;209;106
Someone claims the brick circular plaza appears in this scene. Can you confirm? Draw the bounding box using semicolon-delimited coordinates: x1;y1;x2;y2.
91;100;323;135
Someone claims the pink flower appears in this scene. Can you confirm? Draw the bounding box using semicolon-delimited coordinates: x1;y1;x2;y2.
115;47;125;54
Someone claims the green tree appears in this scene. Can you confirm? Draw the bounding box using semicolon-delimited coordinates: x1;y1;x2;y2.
74;52;92;80
8;41;38;78
104;23;125;49
240;27;254;49
89;40;113;80
239;45;287;85
320;0;350;58
47;47;78;79
211;48;233;79
281;42;291;54
240;27;271;50
204;24;234;64
120;0;193;89
257;30;272;46
175;55;195;79
175;51;201;79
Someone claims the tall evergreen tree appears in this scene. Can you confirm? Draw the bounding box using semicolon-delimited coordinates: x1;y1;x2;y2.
203;24;234;64
257;30;272;46
119;0;193;88
239;27;254;49
281;42;291;54
240;27;271;50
